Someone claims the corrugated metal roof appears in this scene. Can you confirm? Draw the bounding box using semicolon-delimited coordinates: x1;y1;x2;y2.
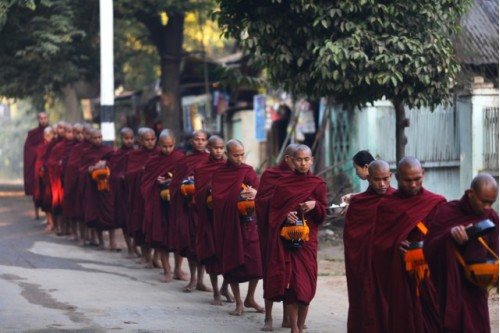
457;0;499;65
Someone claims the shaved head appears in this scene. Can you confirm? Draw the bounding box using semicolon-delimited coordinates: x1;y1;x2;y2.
397;156;422;173
159;129;176;141
471;173;498;193
369;160;390;174
225;139;244;154
120;127;133;137
208;135;224;146
225;139;245;166
467;173;498;216
283;143;298;170
396;156;424;196
284;144;298;158
368;160;392;194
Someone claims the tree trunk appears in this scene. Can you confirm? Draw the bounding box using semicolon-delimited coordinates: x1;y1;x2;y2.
393;100;409;163
159;12;185;138
61;85;82;122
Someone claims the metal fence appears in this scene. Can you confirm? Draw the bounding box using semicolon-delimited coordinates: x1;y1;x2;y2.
483;106;499;172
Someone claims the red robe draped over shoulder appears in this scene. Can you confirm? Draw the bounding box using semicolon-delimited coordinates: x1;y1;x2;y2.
81;145;114;229
62;141;91;219
108;146;134;229
24;124;46;195
344;186;395;333
372;188;446;333
38;138;60;211
255;161;294;279
212;162;262;283
424;194;499;333
168;150;209;258
46;139;74;213
124;147;159;242
141;149;184;249
265;171;327;304
194;156;225;272
33;140;51;212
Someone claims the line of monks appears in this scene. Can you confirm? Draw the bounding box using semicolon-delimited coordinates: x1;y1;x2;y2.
22;112;498;333
22;112;327;333
343;157;499;333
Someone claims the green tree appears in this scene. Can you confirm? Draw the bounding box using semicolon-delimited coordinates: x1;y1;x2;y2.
116;0;215;136
215;0;470;161
0;0;101;121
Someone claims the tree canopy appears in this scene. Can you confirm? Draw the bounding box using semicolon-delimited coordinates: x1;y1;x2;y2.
215;0;470;159
0;0;99;107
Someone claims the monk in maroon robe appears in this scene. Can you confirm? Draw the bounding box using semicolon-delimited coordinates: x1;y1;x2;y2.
33;126;55;230
47;123;76;235
424;174;498;333
255;143;296;331
169;130;210;291
344;160;395;333
81;129;114;248
141;130;184;281
108;128;135;253
371;157;446;333
124;128;158;261
23;112;48;218
265;145;327;333
62;124;91;243
194;135;234;304
212;139;264;316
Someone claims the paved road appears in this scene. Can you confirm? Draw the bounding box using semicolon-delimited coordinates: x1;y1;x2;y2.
0;184;348;333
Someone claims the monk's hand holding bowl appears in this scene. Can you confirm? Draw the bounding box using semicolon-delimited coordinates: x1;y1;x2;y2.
240;186;257;200
299;201;316;214
400;240;411;255
287;211;299;224
450;224;471;245
157;176;169;185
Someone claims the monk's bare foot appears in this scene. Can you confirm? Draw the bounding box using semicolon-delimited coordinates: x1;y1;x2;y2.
183;282;196;292
153;260;162;269
244;299;264;313
211;295;223;306
44;226;52;233
196;283;212;292
144;261;153;269
160;274;173;283
173;270;189;281
281;321;291;328
262;319;274;331
221;289;235;303
229;304;244;316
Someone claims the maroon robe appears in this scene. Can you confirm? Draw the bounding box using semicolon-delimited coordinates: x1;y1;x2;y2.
424;194;499;333
344;186;395;333
124;147;159;242
108;146;134;229
37;138;60;211
212;162;262;283
23;124;46;195
80;145;114;229
33;140;51;212
168;150;210;258
141;149;184;249
265;171;327;304
194;156;225;272
255;161;294;278
62;142;91;219
46;139;73;213
372;188;446;333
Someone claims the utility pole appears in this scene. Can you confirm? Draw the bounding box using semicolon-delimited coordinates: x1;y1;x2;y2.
100;0;115;145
